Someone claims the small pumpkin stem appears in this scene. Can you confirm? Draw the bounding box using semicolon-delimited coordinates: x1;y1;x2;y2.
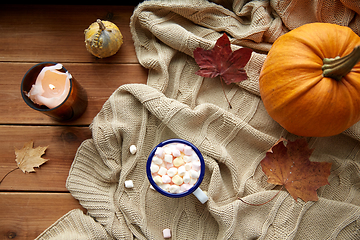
96;19;106;31
322;45;360;81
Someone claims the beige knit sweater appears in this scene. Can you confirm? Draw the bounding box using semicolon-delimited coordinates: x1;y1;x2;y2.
37;0;360;239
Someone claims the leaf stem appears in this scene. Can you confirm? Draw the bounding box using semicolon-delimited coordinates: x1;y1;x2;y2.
238;185;284;206
220;77;232;109
0;167;19;185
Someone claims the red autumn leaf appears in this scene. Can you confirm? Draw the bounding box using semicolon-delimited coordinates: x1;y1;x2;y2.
260;138;332;202
193;33;253;84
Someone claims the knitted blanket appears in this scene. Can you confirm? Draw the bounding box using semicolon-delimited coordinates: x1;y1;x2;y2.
37;0;360;239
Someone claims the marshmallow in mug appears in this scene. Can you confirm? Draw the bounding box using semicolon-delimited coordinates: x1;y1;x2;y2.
150;143;202;194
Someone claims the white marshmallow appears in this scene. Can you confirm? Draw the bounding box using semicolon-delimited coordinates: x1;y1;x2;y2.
163;146;172;155
184;163;192;171
164;154;173;163
189;177;198;185
191;153;199;161
167;167;177;177
150;164;160;173
153;176;162;185
183;172;191;184
183;155;191;163
190;169;200;179
192;161;201;171
169;185;180;193
152;156;163;165
172;148;181;157
124;180;134;188
129;145;137;154
180;183;191;192
155;147;164;158
177;165;186;176
159;184;171;192
162;175;171;184
184;145;193;156
163;229;171;239
158;167;168;176
176;143;185;152
165;162;174;169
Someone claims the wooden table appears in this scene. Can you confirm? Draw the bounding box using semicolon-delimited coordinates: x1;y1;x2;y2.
0;4;147;239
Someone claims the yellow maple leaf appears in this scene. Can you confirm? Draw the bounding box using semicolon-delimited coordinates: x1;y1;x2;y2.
14;140;49;173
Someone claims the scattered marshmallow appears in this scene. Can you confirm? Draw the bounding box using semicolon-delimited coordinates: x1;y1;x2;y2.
192;187;209;204
163;229;171;238
124;180;134;188
129;145;137;154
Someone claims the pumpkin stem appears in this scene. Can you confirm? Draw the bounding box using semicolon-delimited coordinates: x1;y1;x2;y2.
322;45;360;81
96;19;106;31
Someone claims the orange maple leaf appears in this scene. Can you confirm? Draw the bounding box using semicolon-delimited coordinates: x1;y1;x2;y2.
260;138;332;202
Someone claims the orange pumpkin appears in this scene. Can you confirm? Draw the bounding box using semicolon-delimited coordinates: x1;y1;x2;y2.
259;23;360;137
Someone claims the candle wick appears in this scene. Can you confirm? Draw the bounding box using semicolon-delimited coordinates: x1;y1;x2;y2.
49;84;56;90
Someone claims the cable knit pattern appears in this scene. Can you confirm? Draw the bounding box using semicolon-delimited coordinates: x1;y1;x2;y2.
37;0;360;239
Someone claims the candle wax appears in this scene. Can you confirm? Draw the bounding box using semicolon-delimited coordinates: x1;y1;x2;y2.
27;64;71;109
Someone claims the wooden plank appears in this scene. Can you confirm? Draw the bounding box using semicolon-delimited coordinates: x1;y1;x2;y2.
0;4;139;64
0;125;92;192
0;192;86;240
0;62;148;125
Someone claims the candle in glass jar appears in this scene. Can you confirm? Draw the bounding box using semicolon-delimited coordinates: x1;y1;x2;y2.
27;63;71;109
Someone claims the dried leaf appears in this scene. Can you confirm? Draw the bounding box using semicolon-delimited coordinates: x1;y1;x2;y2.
14;140;49;173
193;33;253;84
260;138;332;202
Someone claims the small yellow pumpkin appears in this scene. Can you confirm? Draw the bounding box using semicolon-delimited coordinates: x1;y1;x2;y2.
259;23;360;137
84;19;123;58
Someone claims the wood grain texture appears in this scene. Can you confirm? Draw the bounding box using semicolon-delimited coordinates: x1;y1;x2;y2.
0;5;139;64
0;4;147;238
0;62;148;125
0;192;85;240
0;125;92;192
